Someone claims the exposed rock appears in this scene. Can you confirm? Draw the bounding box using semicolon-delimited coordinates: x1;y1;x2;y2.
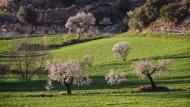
76;0;93;6
90;3;114;24
40;5;78;25
99;17;112;26
0;14;18;24
30;25;66;35
183;15;190;24
5;0;76;12
2;0;188;36
103;23;128;33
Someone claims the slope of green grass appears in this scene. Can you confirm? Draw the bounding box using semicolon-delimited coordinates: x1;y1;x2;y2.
0;34;66;53
0;33;190;107
53;34;190;75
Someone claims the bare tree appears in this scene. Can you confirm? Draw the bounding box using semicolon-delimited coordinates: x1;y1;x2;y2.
65;12;96;40
10;36;48;80
0;64;10;79
133;59;171;89
112;42;129;61
45;59;92;95
81;54;94;67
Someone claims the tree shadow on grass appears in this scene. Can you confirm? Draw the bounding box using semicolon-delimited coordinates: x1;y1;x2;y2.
0;52;17;63
0;51;189;93
94;52;190;74
96;52;190;67
0;75;189;93
112;90;190;99
0;53;9;59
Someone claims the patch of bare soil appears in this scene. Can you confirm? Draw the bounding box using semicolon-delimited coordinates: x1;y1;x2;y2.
132;86;170;93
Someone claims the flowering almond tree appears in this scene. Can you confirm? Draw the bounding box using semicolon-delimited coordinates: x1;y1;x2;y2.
105;69;126;86
133;59;171;89
45;59;92;95
112;42;129;61
65;12;96;40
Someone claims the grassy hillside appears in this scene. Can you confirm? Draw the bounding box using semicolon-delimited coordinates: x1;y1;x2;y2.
0;34;190;107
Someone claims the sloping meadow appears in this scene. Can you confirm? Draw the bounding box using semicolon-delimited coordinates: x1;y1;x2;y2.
0;33;190;107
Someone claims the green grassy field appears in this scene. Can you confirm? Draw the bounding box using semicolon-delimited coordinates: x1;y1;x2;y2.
0;33;190;107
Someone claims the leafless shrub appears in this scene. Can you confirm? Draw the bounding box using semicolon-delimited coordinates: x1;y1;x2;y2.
99;17;112;25
112;42;129;61
81;54;94;67
0;64;10;76
10;36;48;80
133;58;171;89
0;0;9;8
105;69;126;86
45;59;92;95
65;12;96;40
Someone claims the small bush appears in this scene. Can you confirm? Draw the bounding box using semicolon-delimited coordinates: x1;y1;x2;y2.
0;9;5;14
105;69;126;86
128;2;159;31
112;42;129;61
0;0;9;12
187;29;190;36
81;54;94;67
160;3;189;23
10;37;48;81
17;5;38;25
128;0;170;31
0;0;8;14
0;64;10;76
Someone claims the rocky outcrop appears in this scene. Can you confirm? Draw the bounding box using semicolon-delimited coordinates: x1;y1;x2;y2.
0;14;18;24
4;0;76;12
39;5;78;25
1;0;189;36
0;23;66;36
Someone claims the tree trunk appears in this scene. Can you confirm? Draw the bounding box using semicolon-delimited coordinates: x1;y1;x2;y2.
65;83;72;95
63;77;73;95
122;57;126;61
78;34;81;40
147;74;157;89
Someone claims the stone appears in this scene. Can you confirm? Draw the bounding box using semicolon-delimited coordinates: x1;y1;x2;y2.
41;5;78;25
0;14;18;24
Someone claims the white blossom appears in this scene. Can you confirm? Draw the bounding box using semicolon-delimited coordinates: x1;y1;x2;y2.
45;59;91;90
133;59;153;79
105;69;127;86
157;59;171;72
65;12;96;39
133;59;171;79
112;42;129;61
133;58;171;89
